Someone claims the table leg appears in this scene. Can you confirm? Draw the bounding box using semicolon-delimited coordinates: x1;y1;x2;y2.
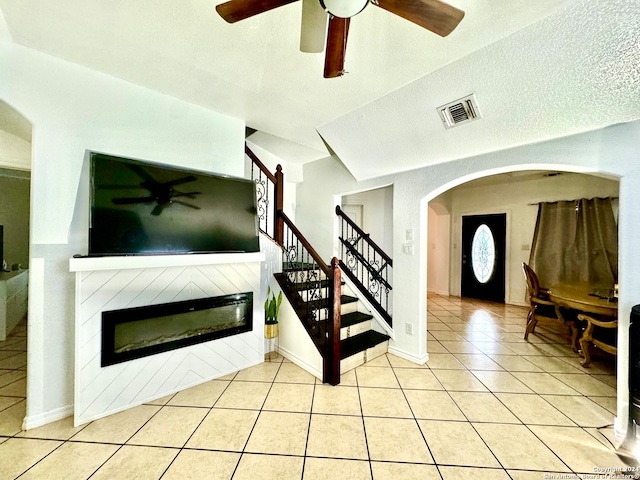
524;308;536;340
579;322;594;367
555;305;579;353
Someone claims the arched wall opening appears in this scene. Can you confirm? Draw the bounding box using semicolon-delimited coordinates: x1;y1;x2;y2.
0;99;32;429
424;167;620;302
419;163;628;433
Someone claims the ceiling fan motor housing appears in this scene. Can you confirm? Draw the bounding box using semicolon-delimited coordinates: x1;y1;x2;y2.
320;0;370;18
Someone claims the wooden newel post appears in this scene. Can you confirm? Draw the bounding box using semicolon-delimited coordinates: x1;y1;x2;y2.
326;257;341;385
275;164;284;245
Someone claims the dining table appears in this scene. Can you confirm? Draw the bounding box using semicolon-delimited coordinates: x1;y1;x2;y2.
547;281;618;358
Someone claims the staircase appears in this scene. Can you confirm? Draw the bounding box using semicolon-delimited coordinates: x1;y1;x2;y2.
248;144;391;384
275;263;389;376
339;284;390;373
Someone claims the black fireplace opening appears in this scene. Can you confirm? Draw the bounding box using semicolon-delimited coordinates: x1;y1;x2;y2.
101;292;253;367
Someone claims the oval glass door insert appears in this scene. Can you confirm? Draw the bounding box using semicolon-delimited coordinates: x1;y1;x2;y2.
471;224;496;284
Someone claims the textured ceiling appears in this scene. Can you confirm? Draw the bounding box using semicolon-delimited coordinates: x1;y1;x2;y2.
318;0;640;180
0;1;637;178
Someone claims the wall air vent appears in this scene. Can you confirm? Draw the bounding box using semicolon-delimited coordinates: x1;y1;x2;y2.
437;94;481;129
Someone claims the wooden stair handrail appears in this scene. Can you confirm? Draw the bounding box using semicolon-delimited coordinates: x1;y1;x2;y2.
279;211;332;277
248;144;340;384
246;145;277;183
336;205;393;266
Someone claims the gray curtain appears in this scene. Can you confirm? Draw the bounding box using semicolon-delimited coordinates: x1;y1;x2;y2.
529;197;618;289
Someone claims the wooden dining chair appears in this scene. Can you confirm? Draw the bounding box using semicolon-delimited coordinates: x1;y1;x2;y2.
522;262;558;340
576;313;617;367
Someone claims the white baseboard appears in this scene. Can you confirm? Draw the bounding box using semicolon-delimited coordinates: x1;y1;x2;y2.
277;345;322;380
22;404;74;431
387;346;428;366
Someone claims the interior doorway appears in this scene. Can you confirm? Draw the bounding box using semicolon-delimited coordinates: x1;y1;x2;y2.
341;185;393;258
461;213;506;303
341;204;364;230
0;100;32;428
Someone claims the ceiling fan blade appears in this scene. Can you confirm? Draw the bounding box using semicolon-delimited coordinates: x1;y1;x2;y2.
151;204;168;216
374;0;464;37
127;164;159;185
112;196;155;205
216;0;299;23
324;16;350;78
163;175;197;187
173;200;202;210
171;191;202;199
300;0;327;53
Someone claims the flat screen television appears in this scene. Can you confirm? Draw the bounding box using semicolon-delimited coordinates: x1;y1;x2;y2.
89;153;260;256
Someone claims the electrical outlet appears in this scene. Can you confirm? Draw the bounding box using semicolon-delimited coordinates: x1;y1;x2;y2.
402;243;414;255
405;322;413;335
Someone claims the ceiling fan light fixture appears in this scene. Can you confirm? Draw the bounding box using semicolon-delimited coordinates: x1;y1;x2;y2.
216;0;465;77
320;0;370;18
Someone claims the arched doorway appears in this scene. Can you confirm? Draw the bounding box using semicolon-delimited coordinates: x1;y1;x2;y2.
0;100;32;432
423;169;620;441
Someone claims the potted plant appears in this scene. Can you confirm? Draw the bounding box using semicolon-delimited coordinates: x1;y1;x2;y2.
264;286;282;339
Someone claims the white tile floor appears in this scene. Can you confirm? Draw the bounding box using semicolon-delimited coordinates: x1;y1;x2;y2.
0;294;635;479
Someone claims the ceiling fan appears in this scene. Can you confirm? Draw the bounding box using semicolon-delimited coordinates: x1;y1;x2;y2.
110;165;202;216
215;0;464;78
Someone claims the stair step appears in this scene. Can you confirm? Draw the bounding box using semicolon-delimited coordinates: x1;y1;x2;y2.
290;279;344;291
340;330;389;360
283;261;319;269
306;294;359;311
341;295;358;305
341;311;373;329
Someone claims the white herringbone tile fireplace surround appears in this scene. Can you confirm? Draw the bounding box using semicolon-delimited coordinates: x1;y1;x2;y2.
70;253;264;426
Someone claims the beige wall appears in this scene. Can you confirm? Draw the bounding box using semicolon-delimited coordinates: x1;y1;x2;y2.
429;172;619;304
0;168;29;268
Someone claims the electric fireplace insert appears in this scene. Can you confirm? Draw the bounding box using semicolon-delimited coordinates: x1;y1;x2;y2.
101;292;253;367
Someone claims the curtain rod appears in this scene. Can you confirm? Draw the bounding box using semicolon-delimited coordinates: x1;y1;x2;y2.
528;196;619;206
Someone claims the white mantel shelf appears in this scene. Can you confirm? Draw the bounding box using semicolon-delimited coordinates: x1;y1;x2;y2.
69;252;265;272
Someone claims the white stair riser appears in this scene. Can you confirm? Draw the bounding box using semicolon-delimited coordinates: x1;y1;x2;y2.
313;301;358;320
340;320;372;340
297;289;330;302
340;340;389;374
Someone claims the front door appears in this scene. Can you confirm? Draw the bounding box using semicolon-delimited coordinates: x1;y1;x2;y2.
461;213;506;303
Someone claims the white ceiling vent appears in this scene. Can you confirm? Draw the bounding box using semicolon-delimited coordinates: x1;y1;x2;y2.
437;94;481;129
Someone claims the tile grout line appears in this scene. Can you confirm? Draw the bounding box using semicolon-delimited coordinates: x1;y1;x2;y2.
299;375;317;480
388;354;445;479
230;355;285;479
430;296;593;477
156;373;240;479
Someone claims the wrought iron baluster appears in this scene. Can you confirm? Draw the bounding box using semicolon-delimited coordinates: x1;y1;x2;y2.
335;206;393;326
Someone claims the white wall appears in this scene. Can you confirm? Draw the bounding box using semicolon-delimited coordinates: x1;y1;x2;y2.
297;121;640;433
342;185;393;256
433;173;619;305
245;139;300;221
427;203;450;296
0;129;30;170
0;41;246;427
273;280;323;380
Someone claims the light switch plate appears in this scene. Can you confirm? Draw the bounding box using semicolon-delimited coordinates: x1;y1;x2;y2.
406;229;414;241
